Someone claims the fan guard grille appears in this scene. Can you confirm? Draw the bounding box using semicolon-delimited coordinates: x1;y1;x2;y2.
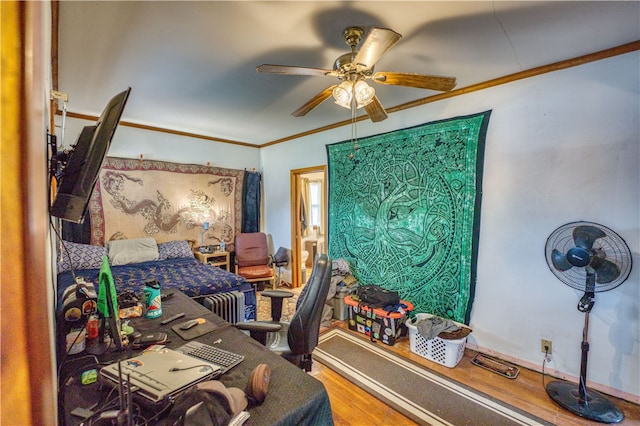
544;221;632;292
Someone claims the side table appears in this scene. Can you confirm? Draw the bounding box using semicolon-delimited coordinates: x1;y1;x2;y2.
193;250;230;271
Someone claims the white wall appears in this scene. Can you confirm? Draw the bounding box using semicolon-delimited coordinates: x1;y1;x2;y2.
261;52;640;399
58;52;639;399
58;119;261;171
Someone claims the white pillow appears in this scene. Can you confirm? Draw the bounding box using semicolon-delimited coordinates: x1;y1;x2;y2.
107;237;159;266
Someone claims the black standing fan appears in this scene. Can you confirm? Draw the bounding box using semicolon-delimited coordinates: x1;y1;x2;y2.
544;221;632;424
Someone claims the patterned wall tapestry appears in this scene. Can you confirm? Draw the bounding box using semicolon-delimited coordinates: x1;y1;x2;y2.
88;157;244;248
327;111;491;324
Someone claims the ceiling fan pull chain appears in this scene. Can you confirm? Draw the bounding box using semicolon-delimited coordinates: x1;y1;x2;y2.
351;92;359;154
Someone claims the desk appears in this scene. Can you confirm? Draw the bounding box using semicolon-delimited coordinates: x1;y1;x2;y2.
60;291;333;425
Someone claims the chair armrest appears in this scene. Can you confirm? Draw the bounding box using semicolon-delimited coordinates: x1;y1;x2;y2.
235;321;282;345
235;322;282;333
261;290;294;300
260;290;294;322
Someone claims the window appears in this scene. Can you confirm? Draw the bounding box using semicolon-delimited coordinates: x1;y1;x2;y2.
308;181;322;232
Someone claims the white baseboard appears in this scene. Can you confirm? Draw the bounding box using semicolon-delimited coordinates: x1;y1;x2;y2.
465;343;639;405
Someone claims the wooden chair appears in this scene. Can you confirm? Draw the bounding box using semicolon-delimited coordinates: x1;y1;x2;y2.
234;232;276;289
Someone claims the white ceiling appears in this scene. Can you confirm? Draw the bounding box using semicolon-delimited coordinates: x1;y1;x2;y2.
57;1;639;147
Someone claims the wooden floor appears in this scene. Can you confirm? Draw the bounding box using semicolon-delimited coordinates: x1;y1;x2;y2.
309;322;640;426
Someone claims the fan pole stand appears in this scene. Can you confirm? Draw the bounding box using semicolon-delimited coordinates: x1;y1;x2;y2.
545;311;624;424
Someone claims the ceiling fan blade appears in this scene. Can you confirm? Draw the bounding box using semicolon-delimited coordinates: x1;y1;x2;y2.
352;27;402;69
256;64;338;77
363;96;388;122
373;72;457;91
291;85;336;117
573;225;606;250
551;249;573;272
591;257;621;284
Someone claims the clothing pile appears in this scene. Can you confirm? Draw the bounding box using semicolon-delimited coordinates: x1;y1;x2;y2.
320;258;357;327
414;316;472;340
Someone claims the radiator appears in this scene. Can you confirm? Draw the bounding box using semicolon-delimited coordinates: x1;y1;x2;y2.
203;291;245;324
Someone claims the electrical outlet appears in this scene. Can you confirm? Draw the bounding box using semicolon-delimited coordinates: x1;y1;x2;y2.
541;339;552;355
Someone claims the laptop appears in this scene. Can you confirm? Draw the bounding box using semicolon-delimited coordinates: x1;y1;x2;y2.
99;348;221;403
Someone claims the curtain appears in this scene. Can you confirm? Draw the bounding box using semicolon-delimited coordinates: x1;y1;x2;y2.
301;177;311;236
242;170;261;233
300;193;307;235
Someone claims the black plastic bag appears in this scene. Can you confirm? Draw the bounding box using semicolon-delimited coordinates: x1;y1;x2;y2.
356;285;399;308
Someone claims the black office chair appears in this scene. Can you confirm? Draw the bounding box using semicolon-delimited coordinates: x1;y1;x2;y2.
235;254;332;371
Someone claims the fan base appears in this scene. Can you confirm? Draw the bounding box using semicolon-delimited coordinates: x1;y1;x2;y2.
546;380;623;424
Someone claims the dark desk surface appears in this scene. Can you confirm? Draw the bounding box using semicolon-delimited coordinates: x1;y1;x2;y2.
60;291;333;426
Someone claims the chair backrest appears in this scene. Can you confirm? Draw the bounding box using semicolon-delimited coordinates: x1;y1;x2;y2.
287;253;332;356
235;232;269;267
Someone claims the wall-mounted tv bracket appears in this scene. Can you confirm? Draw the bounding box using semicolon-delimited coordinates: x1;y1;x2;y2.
48;135;70;183
49;90;70;183
50;90;69;148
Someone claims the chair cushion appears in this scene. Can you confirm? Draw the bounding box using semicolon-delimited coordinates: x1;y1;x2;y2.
235;232;269;267
237;265;273;279
266;324;291;355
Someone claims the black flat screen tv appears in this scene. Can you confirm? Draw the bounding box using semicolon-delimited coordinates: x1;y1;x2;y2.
50;88;131;223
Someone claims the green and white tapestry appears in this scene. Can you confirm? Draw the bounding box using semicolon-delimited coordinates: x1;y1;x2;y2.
327;111;491;324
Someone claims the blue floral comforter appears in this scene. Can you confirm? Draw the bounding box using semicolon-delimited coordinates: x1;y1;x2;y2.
57;257;256;320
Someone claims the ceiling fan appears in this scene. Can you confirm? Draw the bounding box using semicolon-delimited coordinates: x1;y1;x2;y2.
257;26;457;122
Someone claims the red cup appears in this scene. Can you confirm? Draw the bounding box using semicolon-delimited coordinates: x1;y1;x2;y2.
87;315;99;339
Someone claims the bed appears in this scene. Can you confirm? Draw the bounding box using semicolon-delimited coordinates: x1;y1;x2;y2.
56;239;256;321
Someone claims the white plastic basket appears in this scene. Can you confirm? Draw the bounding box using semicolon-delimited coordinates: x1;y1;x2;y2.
406;313;470;368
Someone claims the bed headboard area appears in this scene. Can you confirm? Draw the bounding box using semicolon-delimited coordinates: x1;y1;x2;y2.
86;157;245;249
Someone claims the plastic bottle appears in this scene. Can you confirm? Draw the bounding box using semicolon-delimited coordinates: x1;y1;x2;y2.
143;279;162;318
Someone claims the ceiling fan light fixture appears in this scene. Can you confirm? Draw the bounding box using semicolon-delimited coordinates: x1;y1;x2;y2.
332;80;375;110
354;80;375;107
332;81;353;109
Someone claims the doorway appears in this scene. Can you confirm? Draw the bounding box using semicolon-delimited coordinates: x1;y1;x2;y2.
289;166;327;288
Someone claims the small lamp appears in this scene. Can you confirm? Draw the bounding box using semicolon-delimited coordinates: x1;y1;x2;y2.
201;221;210;246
